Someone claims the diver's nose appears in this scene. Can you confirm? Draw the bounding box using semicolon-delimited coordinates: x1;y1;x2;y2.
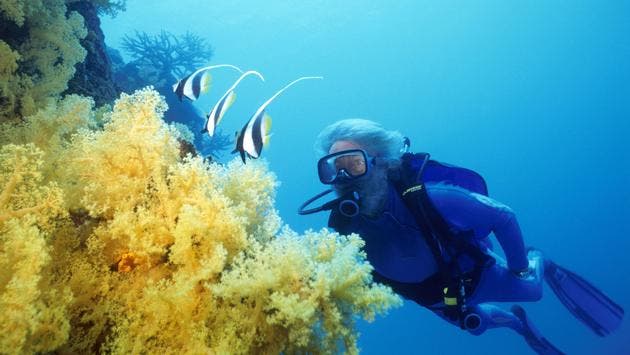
335;169;351;182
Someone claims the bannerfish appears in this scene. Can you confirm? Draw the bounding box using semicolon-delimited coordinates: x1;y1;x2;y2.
172;64;243;102
232;76;323;163
202;70;265;138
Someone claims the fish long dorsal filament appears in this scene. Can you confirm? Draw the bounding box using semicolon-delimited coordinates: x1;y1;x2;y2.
205;70;265;137
228;70;265;91
216;70;264;123
190;64;244;78
253;76;323;117
237;75;323;162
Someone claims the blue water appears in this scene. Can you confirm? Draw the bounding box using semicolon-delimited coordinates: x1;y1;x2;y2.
103;1;629;353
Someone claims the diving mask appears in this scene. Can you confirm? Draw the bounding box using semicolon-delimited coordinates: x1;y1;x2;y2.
317;149;374;185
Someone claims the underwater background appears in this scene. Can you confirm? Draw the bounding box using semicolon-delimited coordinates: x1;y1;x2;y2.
101;1;629;353
0;0;627;354
103;0;630;354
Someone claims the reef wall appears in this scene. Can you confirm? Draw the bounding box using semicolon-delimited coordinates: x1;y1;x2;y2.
64;1;119;106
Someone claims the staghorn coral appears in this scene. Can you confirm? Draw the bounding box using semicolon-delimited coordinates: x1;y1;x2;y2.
0;0;88;122
198;128;234;160
0;88;401;353
121;30;213;80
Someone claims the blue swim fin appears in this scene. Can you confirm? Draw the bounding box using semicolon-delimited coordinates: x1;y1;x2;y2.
545;260;624;336
512;305;565;355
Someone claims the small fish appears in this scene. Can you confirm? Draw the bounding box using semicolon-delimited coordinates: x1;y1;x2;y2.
202;70;265;138
232;76;323;163
172;64;243;101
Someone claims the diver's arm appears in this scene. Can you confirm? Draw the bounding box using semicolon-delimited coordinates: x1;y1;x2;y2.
426;183;529;272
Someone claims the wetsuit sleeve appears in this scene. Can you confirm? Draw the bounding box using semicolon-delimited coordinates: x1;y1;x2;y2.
426;184;529;272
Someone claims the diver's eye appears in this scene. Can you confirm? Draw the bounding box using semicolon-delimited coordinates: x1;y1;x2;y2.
348;158;365;175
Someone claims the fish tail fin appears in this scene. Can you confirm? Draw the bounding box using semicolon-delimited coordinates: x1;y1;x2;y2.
262;113;272;145
172;82;179;92
217;91;237;125
263;133;273;147
201;72;212;93
226;91;237;109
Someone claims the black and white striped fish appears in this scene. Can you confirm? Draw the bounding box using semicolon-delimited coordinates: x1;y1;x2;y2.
202;70;265;137
232;76;323;163
172;64;243;101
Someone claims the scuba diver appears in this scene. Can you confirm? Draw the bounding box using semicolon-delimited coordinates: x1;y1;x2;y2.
298;119;624;354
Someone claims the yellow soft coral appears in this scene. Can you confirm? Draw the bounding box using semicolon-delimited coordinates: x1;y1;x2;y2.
0;144;65;228
0;0;87;122
70;87;180;219
0;95;96;210
0;88;401;353
0;144;71;354
211;228;402;354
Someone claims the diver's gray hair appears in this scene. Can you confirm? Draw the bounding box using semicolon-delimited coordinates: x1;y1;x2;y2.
314;119;405;158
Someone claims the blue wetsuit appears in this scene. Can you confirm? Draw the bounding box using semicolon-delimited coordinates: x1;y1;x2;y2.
332;181;544;335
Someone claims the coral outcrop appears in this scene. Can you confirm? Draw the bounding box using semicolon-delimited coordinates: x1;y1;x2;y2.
0;88;401;354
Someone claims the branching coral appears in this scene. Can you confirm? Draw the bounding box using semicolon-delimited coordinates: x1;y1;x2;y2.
198;128;234;159
0;87;401;353
0;0;88;122
121;30;213;79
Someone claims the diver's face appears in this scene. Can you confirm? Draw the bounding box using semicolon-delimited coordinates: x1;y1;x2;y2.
329;140;388;217
329;140;368;183
334;154;367;177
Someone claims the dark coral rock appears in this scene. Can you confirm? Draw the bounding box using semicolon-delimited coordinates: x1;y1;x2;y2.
178;138;198;159
0;15;28;49
65;1;119;106
111;60;144;94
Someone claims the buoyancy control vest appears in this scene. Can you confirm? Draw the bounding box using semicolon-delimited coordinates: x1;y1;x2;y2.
328;153;495;326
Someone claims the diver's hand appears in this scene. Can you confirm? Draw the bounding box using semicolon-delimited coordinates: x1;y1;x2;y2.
513;248;544;280
512;267;535;280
